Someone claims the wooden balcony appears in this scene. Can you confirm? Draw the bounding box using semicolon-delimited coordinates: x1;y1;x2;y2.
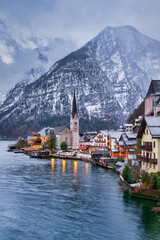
33;138;42;145
140;145;152;151
139;155;157;164
95;140;106;143
97;135;103;138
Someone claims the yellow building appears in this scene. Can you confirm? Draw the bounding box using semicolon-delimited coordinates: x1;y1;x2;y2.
137;116;160;173
38;127;54;145
31;134;42;149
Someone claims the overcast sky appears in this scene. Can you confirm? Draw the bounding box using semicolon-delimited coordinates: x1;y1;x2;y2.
1;0;160;47
0;0;160;92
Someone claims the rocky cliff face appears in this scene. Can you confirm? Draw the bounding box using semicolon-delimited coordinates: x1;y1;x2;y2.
1;25;160;138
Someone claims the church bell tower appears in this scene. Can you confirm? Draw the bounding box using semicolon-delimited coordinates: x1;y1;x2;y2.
70;90;79;150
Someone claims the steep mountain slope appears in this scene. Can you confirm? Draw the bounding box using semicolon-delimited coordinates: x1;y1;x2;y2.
1;25;160;138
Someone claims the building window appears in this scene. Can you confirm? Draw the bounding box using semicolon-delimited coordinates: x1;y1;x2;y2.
154;153;156;159
150;162;152;168
153;163;155;169
154;142;155;148
146;162;148;167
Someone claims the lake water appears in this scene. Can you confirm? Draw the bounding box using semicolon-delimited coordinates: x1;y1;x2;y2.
0;141;160;240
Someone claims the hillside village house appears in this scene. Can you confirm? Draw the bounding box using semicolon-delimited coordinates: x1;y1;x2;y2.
137;116;160;173
79;132;96;150
27;133;42;150
109;131;123;158
118;132;137;164
109;130;137;163
93;130;108;148
123;123;133;132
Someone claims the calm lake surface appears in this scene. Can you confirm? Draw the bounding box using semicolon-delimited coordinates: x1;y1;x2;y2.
0;141;160;240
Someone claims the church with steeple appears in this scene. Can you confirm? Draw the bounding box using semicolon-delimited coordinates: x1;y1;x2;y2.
70;90;79;150
27;90;79;150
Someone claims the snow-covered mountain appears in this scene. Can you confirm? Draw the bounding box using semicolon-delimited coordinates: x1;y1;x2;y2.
0;92;7;106
1;25;160;138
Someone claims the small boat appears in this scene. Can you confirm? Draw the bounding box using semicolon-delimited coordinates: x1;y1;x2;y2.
14;149;24;153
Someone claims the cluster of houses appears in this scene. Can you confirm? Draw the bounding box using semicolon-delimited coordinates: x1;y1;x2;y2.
25;80;160;174
79;127;137;164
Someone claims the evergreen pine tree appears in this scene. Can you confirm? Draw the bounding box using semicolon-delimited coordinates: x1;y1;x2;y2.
48;131;56;151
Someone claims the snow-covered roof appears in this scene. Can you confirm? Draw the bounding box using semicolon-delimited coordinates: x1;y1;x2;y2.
125;132;137;139
54;126;69;135
149;127;160;137
109;131;122;140
39;127;54;137
27;136;32;141
79;136;85;142
145;116;160;127
124;123;133;127
100;130;108;137
39;126;69;136
85;134;94;140
145;116;160;138
122;133;137;146
138;116;160;138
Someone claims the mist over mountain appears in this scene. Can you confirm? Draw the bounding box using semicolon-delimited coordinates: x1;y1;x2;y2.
1;25;160;138
0;20;77;93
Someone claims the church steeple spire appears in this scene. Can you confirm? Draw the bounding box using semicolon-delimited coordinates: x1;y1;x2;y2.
72;89;78;118
70;89;79;150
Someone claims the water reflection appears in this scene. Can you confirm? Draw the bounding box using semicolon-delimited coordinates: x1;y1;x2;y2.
73;161;78;184
62;159;66;177
85;163;88;175
51;158;55;173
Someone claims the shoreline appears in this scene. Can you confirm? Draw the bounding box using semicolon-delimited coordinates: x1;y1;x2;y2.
11;148;160;202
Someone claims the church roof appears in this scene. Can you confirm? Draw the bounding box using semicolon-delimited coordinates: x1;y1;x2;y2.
146;80;160;97
39;126;70;136
72;90;78;118
54;125;69;135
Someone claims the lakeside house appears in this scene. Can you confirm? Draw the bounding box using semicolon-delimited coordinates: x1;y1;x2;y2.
119;132;137;164
137;116;160;173
38;127;54;145
92;130;108;148
109;130;137;163
123;123;133;132
108;131;123;158
79;131;96;150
